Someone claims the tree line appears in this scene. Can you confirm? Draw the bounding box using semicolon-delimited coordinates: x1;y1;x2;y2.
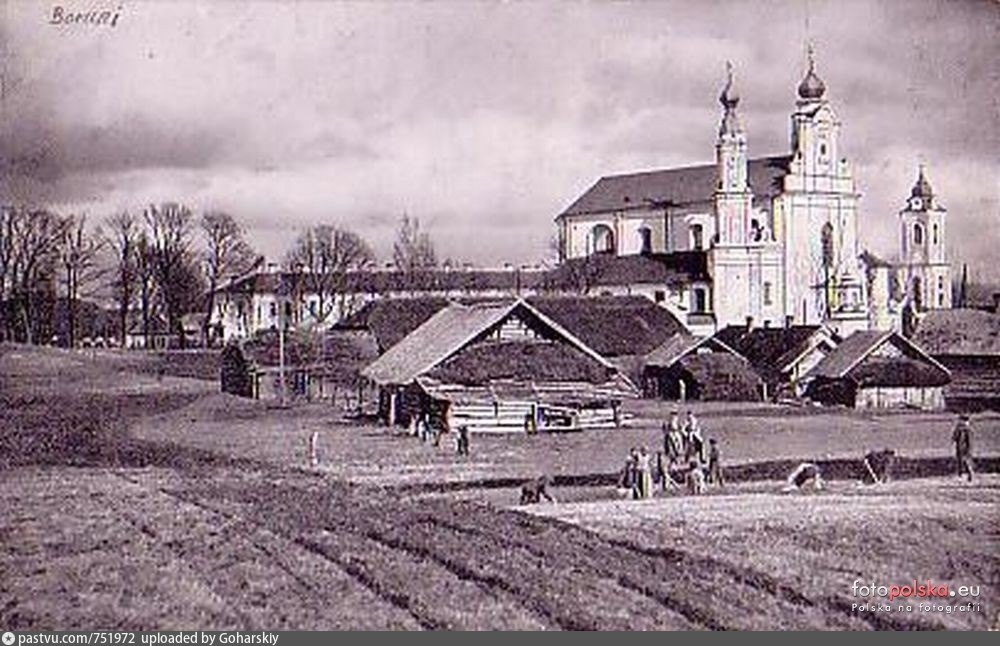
0;205;438;349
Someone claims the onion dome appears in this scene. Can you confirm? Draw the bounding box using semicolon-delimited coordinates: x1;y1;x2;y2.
911;165;934;199
797;45;826;101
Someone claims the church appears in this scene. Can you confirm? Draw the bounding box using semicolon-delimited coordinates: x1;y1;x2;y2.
555;50;950;336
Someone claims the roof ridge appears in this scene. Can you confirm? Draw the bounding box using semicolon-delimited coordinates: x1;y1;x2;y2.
597;153;791;181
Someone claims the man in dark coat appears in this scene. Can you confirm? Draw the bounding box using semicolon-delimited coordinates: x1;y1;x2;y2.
952;415;974;481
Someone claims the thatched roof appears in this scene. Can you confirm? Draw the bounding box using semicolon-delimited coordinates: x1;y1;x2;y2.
337;297;451;351
912;308;1000;356
426;339;611;385
806;330;950;387
361;299;619;387
676;352;763;401
849;356;951;388
644;333;743;368
527;294;686;356
714;324;835;379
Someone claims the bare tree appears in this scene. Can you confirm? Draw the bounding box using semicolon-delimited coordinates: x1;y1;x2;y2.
541;234;605;295
144;203;202;349
0;207;16;340
392;214;437;273
104;211;138;348
200;212;259;347
59;214;105;348
135;230;156;349
2;207;67;344
285;225;375;327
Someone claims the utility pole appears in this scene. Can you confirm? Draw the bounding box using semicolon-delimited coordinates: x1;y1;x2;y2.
278;302;286;407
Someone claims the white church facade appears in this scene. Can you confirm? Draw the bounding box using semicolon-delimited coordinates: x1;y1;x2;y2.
555;52;950;336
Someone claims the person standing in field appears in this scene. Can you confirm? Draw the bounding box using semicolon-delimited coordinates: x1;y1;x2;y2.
683;411;701;461
454;425;467;455
666;411;685;468
706;438;724;486
653;450;668;492
952;414;974;481
636;446;652;499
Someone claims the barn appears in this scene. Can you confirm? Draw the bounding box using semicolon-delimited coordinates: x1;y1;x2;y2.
803;330;951;410
912;308;1000;412
642;334;763;401
361;299;638;433
713;322;840;399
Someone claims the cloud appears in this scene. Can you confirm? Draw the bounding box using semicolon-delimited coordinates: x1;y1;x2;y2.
2;0;997;279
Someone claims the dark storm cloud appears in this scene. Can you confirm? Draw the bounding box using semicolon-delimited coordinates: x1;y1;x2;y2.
2;0;997;275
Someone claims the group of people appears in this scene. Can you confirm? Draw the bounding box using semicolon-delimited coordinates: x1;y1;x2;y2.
664;409;723;493
409;412;470;456
618;409;724;498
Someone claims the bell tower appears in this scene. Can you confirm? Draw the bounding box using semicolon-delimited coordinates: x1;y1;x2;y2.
898;165;950;310
778;45;867;334
714;61;752;245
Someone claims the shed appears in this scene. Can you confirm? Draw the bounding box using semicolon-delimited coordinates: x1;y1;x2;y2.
221;329;379;411
803;331;951;410
361;299;638;433
642;334;763;401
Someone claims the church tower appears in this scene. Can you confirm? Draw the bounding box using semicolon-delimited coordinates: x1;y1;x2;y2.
897;165;951;310
709;63;784;328
776;46;868;335
715;62;752;244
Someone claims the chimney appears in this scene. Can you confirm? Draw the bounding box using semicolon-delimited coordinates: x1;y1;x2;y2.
785;314;795;329
745;315;754;331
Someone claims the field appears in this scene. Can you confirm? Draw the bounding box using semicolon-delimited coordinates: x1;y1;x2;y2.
1;344;997;630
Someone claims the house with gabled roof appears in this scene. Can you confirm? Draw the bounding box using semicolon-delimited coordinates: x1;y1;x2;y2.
642;334;763;401
803;330;950;410
911;308;1000;412
361;299;638;433
713;321;840;398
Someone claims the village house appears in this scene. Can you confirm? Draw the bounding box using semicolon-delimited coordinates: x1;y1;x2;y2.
713;321;840;398
911;308;1000;412
642;334;762;401
361;299;638;433
802;330;951;410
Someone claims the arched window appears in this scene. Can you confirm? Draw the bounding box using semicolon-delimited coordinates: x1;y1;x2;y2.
690;224;704;251
938;276;945;307
750;219;762;242
913;276;923;311
638;227;652;255
591;224;615;255
821;223;835;269
914;223;924;246
932;223;939;245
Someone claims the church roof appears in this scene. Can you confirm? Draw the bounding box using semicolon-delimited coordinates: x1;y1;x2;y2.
559;155;791;217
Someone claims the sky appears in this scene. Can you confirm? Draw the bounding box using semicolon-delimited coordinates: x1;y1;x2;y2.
2;0;998;279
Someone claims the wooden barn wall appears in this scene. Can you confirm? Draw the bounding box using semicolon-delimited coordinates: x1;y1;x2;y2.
855;386;945;411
